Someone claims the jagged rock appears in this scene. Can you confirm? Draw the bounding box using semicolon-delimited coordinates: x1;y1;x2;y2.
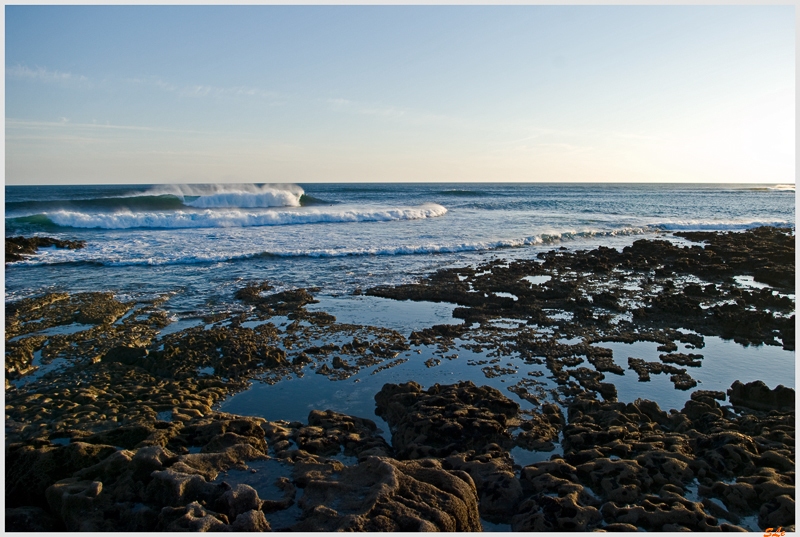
514;403;564;451
519;459;587;499
170;444;269;481
79;424;156;450
174;417;268;454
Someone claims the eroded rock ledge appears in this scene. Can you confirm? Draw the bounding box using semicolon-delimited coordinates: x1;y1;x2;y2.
5;380;794;532
6;235;86;263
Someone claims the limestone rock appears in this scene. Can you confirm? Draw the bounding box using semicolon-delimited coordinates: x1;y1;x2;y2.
291;456;482;531
374;381;520;458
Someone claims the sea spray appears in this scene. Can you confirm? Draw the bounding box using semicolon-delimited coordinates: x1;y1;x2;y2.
143;182;306;204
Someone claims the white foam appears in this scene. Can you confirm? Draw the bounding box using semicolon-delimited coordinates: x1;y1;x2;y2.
44;203;448;230
655;220;794;231
10;225;657;268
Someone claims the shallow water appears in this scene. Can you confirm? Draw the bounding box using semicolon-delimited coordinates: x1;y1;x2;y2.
306;295;461;337
594;337;794;412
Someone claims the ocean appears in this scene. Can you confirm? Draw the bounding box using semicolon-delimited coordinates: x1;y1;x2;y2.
4;182;796;421
5;182;795;299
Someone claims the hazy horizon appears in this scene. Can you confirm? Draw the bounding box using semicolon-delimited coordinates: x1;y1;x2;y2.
5;5;795;186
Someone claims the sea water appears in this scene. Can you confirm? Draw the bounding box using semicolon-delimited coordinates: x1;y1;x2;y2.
5;183;794;299
4;182;796;419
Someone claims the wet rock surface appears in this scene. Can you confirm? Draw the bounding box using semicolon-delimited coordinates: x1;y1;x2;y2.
368;226;795;350
5;227;795;531
6;381;793;531
6;235;86;263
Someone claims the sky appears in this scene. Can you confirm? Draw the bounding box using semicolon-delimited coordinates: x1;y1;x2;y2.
4;4;796;185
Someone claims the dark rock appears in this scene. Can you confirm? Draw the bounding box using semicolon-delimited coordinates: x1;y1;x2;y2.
6;441;117;509
4;506;61;532
512;492;602;531
444;449;523;521
156;501;230;531
600;494;719;531
45;478;107;532
290;456;482;531
728;380;795;412
103;345;148;366
6;235;86;263
374;381;520;458
759;494;795;529
213;483;263;520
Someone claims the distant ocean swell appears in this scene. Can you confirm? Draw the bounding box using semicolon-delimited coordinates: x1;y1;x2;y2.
9;203;448;230
4;184;329;216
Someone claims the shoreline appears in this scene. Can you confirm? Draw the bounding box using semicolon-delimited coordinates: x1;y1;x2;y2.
4;226;795;531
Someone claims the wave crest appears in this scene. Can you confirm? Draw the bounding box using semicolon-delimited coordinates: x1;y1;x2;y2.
147;183;305;208
41;203;448;229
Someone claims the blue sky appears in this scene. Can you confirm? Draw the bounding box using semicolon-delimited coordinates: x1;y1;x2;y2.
4;5;795;184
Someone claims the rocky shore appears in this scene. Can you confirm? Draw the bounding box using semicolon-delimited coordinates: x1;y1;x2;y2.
5;226;795;531
5;236;86;263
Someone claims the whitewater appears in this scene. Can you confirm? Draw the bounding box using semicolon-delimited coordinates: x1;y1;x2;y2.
5;182;795;304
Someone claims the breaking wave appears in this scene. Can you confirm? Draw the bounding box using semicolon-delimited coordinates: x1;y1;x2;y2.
149;183;305;208
25;203;448;230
